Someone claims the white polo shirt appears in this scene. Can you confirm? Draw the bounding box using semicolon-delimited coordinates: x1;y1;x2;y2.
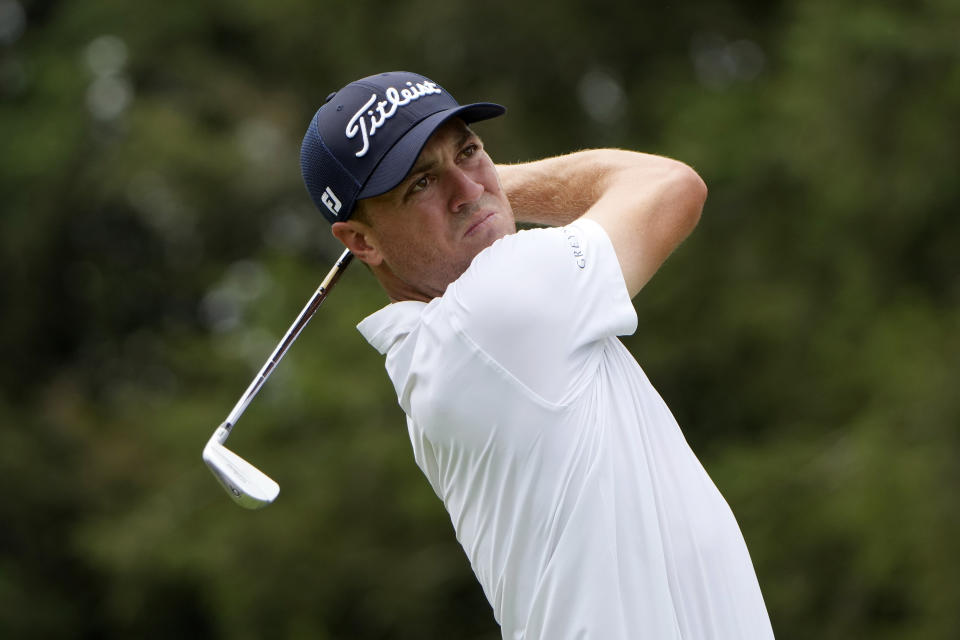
358;219;774;640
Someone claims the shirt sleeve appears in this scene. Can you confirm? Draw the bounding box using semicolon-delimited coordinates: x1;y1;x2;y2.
444;218;638;405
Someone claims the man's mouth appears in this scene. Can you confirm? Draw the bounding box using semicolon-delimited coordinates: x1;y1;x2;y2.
464;212;495;237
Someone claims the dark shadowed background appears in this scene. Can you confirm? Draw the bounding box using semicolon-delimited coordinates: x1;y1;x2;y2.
2;0;958;638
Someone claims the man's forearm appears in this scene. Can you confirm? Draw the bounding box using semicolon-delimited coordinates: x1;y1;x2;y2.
497;153;599;226
497;149;684;226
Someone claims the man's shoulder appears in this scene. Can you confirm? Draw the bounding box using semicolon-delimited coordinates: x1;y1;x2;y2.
448;219;615;314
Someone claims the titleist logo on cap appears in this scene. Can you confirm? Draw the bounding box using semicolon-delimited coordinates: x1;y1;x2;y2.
345;80;443;158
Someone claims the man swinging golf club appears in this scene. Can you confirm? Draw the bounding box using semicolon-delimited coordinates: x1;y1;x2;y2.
297;71;775;639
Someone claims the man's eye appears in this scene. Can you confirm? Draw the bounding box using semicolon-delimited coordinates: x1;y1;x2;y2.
461;144;478;159
410;176;429;193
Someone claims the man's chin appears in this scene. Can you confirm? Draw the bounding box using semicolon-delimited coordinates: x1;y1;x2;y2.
472;212;516;245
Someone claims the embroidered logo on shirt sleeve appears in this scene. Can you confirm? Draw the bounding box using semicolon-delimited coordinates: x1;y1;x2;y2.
562;228;587;269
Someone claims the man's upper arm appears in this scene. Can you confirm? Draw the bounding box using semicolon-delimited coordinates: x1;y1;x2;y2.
582;156;707;297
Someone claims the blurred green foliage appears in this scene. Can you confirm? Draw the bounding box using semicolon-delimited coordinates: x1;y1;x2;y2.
1;0;958;637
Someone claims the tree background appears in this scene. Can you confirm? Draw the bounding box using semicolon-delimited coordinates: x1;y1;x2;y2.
1;0;958;637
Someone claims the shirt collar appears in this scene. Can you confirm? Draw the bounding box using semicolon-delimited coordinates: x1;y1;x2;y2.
356;300;427;354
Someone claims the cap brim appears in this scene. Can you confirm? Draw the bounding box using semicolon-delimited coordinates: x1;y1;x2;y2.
357;102;506;199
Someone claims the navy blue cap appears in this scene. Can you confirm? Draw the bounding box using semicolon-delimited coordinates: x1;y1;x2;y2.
300;71;506;223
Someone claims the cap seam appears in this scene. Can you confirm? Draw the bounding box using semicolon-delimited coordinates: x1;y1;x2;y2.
311;116;362;191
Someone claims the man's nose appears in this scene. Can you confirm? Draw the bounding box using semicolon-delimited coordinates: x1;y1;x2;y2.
448;167;484;213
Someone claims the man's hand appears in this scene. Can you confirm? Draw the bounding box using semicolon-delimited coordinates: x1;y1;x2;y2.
497;150;706;297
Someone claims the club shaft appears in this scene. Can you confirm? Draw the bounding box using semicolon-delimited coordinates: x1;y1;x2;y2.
223;248;353;431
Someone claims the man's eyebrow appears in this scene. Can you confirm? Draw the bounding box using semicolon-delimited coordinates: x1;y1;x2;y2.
405;127;477;180
455;127;474;149
408;156;437;179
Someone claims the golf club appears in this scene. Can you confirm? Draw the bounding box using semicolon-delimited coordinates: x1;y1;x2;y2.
203;248;354;509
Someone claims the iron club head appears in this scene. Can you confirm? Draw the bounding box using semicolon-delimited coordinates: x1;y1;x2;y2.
202;422;279;509
201;249;353;508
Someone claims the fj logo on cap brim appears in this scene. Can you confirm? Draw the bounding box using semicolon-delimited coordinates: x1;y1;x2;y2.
321;187;342;216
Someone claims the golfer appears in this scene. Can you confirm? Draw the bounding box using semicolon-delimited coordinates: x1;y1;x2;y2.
300;71;774;639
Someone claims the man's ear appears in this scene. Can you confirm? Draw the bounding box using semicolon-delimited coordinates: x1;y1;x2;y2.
331;221;383;266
